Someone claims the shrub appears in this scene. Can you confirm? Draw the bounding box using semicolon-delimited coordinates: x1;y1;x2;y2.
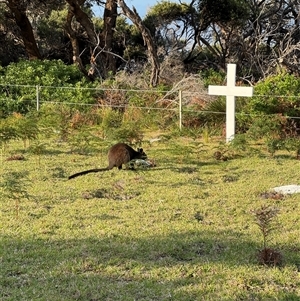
112;122;144;145
0;171;31;217
68;128;99;155
11;113;39;148
38;103;75;141
0;60;98;116
200;68;226;88
247;73;300;116
100;108;123;137
0;118;18;148
247;114;286;140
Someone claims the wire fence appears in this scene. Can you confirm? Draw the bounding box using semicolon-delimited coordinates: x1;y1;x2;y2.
1;84;300;128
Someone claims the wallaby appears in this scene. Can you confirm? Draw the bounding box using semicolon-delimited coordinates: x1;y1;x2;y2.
68;143;147;179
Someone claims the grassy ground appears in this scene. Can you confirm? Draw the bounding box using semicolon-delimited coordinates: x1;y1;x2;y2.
1;134;300;300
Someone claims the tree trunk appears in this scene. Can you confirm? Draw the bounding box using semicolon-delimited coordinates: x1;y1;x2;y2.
64;8;90;79
7;0;41;60
65;0;97;45
101;0;118;74
117;0;160;87
65;0;118;78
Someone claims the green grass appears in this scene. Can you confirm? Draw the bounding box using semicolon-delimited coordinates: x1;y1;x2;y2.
1;135;300;300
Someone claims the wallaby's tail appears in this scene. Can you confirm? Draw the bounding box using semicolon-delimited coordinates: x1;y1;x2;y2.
68;168;108;179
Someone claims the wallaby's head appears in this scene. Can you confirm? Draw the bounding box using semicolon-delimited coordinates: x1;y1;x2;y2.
137;148;147;160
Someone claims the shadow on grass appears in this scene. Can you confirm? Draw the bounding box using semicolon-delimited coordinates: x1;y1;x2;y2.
2;229;299;301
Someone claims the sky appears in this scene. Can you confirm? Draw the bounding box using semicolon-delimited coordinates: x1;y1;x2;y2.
124;0;156;16
93;1;161;18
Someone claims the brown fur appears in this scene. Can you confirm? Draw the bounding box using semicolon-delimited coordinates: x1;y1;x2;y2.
68;143;147;179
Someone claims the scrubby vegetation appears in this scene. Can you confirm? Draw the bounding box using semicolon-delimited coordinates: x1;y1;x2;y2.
2;60;300;158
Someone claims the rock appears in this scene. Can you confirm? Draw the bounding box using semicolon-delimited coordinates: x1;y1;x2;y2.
272;185;300;195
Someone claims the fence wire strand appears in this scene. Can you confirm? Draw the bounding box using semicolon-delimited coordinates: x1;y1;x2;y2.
1;84;300;120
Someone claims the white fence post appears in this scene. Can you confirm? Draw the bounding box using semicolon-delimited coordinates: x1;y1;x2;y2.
36;85;40;111
179;90;182;130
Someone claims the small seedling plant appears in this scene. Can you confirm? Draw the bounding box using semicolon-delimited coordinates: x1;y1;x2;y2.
0;171;31;217
251;205;282;266
28;141;48;166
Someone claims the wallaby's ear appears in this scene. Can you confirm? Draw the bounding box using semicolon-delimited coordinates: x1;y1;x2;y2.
138;148;143;153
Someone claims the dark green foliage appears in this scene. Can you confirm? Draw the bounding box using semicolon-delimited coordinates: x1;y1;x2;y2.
0;118;18;147
200;97;226;126
144;1;195;36
13;113;39;148
38;104;77;141
266;138;285;157
247;115;285;140
0;59;83;86
0;60;98;116
112;123;144;145
200;68;226;88
247;73;300;116
28;141;48;165
0;171;31;217
229;134;249;152
145;1;194;26
198;0;250;27
284;137;300;159
100;108;123;133
68;128;99;155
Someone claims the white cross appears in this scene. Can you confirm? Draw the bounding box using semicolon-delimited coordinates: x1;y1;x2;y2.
208;64;253;142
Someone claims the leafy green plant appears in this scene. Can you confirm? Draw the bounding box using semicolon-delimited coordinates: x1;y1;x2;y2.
12;113;39;148
248;73;300;116
0;60;98;116
201;97;226;126
266;137;285;157
100;108;122;137
68;128;99;155
112;122;144;145
247;114;285;139
0;118;18;150
0;171;31;217
213;136;247;160
28;141;48;166
229;134;249;152
200;68;226;87
284;137;300;159
99;107;145;143
39;104;75;141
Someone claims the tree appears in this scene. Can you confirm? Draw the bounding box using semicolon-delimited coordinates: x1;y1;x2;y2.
5;0;42;60
1;0;121;80
144;1;201;73
101;0;118;73
64;0;93;78
144;0;300;81
117;0;160;86
3;0;300;83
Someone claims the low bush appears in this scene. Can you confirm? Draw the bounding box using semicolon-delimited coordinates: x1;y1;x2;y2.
0;60;98;116
247;73;300;116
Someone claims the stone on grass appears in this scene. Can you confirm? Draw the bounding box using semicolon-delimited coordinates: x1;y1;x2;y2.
272;185;300;195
